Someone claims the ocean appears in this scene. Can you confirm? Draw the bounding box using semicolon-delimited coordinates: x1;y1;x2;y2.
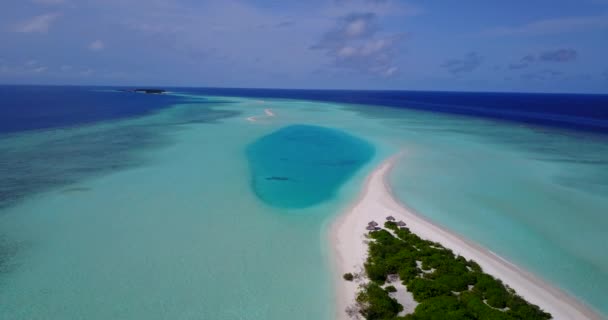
0;85;606;318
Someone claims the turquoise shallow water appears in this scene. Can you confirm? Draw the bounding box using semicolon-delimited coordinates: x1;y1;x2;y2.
0;93;607;318
344;103;608;315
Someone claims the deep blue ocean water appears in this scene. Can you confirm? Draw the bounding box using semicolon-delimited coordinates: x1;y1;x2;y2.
246;125;375;208
2;85;607;133
181;87;608;133
0;86;185;134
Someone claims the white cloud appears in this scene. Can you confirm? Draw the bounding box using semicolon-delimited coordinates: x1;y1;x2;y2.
80;68;94;76
327;0;422;17
441;52;483;75
345;18;368;37
338;46;357;57
33;66;48;73
360;38;390;56
15;13;61;33
312;12;403;77
88;40;105;51
32;0;66;4
481;15;608;37
383;66;398;77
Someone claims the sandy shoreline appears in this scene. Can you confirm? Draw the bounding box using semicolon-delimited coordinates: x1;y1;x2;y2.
330;154;601;320
246;107;275;122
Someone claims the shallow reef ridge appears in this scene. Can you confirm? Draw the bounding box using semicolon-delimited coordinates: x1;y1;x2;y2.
246;124;375;208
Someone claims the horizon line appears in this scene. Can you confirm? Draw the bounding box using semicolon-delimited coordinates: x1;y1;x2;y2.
1;83;608;96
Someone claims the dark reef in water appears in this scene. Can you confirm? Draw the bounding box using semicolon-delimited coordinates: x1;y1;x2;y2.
0;87;242;210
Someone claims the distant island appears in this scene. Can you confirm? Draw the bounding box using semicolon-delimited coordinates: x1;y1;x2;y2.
119;88;166;94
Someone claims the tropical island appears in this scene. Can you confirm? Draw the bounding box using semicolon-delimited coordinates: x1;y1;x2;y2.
345;220;551;319
120;88;166;94
332;155;601;320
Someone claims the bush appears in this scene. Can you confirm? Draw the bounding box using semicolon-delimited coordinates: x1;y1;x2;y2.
356;218;552;320
357;283;403;320
343;273;354;281
408;278;452;301
365;261;388;283
409;296;473;320
385;285;397;293
399;265;419;283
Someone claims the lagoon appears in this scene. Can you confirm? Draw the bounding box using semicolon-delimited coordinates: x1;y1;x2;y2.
246;125;374;208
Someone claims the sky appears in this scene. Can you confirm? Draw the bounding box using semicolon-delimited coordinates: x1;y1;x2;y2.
1;0;607;93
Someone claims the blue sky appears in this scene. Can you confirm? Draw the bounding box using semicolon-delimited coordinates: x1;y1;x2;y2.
1;0;607;93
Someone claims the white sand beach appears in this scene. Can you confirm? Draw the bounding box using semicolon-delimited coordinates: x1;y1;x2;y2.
331;154;601;320
246;108;276;122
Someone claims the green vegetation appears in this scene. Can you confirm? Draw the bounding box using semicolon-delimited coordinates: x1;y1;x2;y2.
344;273;355;281
353;221;552;320
357;283;404;319
385;285;398;293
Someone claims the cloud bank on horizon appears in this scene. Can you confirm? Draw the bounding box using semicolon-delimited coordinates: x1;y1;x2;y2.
1;0;607;93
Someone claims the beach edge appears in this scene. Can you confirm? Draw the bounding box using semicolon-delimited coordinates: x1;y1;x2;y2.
330;153;602;320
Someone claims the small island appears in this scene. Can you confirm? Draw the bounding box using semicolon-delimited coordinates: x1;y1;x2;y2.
120;88;166;94
333;155;600;320
345;220;551;320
